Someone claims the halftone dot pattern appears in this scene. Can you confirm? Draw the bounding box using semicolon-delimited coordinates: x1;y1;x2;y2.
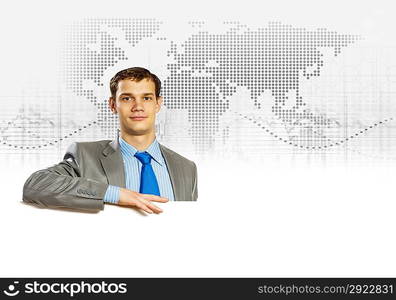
235;111;394;150
2;18;394;165
62;18;163;138
163;21;360;153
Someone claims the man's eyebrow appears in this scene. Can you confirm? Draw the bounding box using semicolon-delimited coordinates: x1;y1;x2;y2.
119;92;155;96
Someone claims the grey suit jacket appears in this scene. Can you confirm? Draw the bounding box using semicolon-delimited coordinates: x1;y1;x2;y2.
22;136;198;212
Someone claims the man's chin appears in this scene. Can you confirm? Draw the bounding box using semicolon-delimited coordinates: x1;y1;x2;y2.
123;126;151;136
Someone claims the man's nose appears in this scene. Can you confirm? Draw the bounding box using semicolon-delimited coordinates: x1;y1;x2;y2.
131;99;144;111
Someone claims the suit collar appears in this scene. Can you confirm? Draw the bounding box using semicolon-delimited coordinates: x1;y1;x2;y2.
102;137;119;157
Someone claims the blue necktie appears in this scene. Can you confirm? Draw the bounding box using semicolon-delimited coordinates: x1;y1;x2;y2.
134;151;161;196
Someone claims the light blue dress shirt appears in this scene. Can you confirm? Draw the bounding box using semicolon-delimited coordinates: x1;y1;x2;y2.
103;136;175;203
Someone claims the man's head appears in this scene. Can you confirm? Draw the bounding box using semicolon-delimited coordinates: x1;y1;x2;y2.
109;67;163;137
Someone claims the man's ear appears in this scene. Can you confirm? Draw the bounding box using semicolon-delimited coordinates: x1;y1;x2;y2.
156;96;163;113
108;97;117;114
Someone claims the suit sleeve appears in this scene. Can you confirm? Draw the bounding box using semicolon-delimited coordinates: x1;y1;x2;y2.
22;142;108;212
192;162;198;201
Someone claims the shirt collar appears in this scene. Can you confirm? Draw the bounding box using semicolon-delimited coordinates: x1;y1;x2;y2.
118;136;164;166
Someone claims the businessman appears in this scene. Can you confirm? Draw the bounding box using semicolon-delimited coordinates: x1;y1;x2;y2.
22;67;198;214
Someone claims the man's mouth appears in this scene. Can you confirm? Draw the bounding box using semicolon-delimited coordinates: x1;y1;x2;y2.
129;116;147;121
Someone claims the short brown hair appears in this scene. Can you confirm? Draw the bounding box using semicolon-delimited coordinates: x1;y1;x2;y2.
109;67;161;98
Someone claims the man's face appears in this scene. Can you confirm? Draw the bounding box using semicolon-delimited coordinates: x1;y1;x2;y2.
109;78;163;136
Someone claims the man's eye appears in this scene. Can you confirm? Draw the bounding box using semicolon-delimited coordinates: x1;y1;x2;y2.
122;97;131;101
144;97;152;100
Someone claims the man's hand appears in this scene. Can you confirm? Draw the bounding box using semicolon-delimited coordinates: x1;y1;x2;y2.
118;188;169;214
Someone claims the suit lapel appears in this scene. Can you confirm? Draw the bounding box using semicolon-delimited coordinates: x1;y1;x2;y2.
99;135;126;188
159;144;184;201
